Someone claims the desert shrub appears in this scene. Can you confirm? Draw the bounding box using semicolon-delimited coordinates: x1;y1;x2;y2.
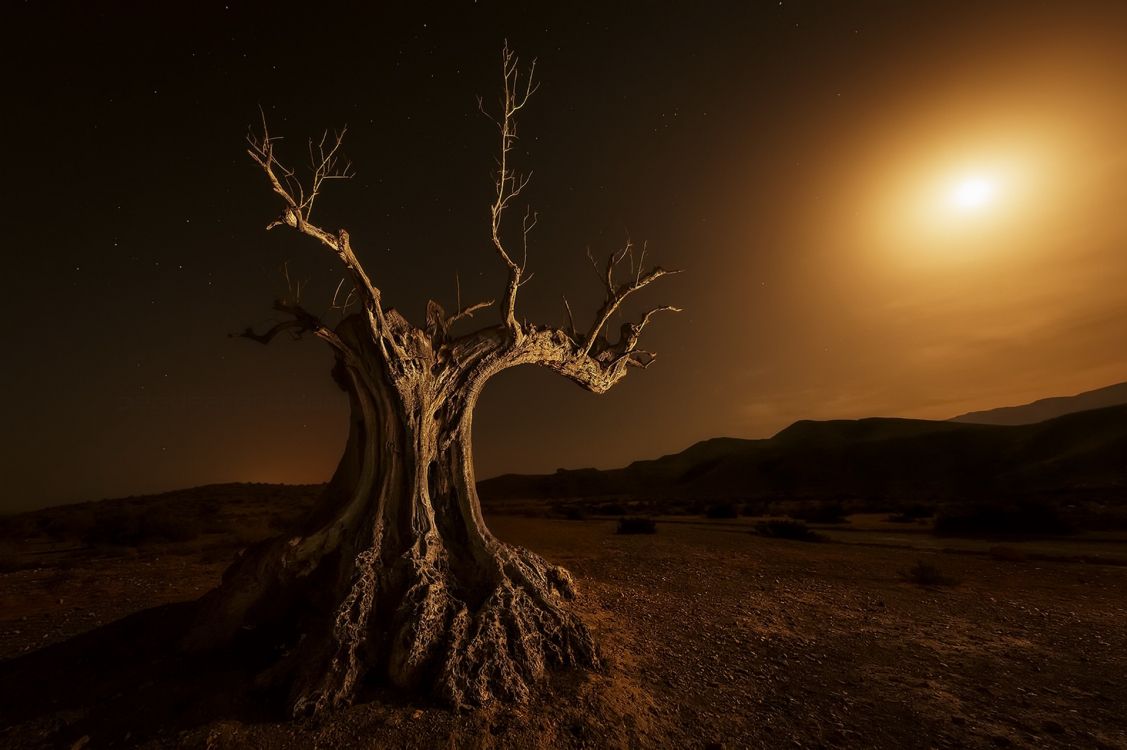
150;510;202;542
0;549;34;573
198;500;222;517
791;503;847;524
1069;503;1127;531
989;545;1027;562
38;509;98;542
705;502;739;519
82;507;201;547
82;510;140;546
0;515;36;541
595;502;627;516
934;501;1073;538
887;503;936;523
753;519;826;542
740;500;767;517
900;559;959;586
616;517;657;535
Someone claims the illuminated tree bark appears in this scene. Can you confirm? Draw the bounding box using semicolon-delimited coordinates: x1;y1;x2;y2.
184;45;679;716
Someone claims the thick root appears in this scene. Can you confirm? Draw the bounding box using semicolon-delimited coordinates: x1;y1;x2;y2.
290;543;384;718
436;544;599;708
294;543;601;714
220;540;599;717
437;577;599;708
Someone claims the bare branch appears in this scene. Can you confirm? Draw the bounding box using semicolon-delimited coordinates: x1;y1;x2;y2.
483;41;539;339
562;295;578;342
580;239;683;357
237;319;305;345
280;260;308;304
302;127;354;219
237;300;338;350
619;304;682;355
521;206;537;273
446;299;495;328
329;277;360;319
330;277;346;310
246;113;403;359
585;247;603;286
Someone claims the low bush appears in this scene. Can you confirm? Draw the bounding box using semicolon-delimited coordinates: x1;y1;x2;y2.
753;519;826;542
900;559;959;587
38;510;98;542
562;506;588;521
740;501;768;517
705;502;739;519
887;503;936;523
934;501;1073;538
595;502;627;516
791;503;847;524
616;517;657;535
82;507;201;547
0;550;34;573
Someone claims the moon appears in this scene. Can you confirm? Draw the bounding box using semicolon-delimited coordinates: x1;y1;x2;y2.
949;175;997;211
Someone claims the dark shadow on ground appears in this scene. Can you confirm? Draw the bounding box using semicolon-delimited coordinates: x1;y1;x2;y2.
0;602;289;748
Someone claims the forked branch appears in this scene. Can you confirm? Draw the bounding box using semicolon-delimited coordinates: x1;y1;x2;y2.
242;45;679;383
238;300;351;358
446;299;495;328
581;239;682;357
246;113;402;359
480;41;540;338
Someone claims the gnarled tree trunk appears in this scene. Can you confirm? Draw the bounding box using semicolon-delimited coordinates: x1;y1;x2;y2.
187;45;680;716
185;317;602;714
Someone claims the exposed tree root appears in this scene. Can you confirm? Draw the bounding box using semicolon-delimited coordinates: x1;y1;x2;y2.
283;541;599;717
436;544;599;709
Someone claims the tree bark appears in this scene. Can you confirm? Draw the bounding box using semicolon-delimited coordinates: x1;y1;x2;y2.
184;316;599;715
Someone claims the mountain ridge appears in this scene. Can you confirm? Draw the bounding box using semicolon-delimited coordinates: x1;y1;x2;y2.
950;381;1127;426
479;403;1127;506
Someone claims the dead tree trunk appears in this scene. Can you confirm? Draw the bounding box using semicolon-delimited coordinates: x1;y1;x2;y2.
185;45;680;715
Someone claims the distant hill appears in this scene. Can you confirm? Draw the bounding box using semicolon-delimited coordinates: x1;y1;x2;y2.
0;483;321;550
6;402;1125;539
479;404;1127;508
951;381;1127;426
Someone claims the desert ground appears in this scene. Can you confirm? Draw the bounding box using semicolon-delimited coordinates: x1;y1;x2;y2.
1;490;1126;749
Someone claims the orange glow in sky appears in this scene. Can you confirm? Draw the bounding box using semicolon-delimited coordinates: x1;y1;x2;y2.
949;175;997;210
7;3;1127;509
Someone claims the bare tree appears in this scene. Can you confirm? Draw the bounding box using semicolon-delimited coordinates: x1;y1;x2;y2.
184;44;680;716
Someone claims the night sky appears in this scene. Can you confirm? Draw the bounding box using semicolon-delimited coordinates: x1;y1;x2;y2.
5;2;1127;510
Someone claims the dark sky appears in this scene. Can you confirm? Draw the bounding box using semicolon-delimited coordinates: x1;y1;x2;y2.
5;1;1127;511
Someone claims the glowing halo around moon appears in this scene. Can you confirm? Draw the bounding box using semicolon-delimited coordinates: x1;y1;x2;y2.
868;144;1053;268
949;175;998;211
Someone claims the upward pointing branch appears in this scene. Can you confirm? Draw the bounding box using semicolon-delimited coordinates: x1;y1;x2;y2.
480;41;539;341
246;114;404;360
581;239;683;357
